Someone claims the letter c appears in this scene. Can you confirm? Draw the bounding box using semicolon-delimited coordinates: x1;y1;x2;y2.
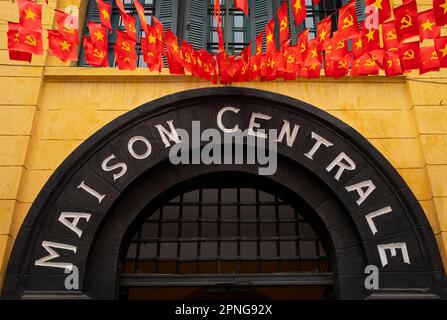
217;106;240;133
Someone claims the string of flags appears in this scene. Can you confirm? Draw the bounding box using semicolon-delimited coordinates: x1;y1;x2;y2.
6;0;447;83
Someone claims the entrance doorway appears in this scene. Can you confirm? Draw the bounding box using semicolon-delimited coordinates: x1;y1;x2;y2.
118;176;334;300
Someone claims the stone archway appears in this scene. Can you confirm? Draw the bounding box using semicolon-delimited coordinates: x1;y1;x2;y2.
2;87;445;299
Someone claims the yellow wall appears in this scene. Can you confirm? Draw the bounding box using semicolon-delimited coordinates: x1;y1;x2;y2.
0;0;447;291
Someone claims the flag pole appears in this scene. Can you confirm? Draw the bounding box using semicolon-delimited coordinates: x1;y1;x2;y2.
225;0;230;52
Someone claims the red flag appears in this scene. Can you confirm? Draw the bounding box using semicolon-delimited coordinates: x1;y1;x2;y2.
381;22;398;50
255;32;263;56
234;0;249;15
312;0;322;5
240;43;251;63
181;40;195;73
331;31;349;60
18;0;42;31
20;28;43;55
7;22;32;62
291;0;306;26
165;30;185;74
433;0;447;26
297;29;309;63
352;33;365;59
265;19;276;53
284;45;299;78
277;1;290;44
384;50;403;76
134;0;149;35
48;30;78;62
249;55;261;80
115;0;137;42
87;22;108;49
434;36;447;67
141;35;162;72
152;17;165;53
419;46;440;74
95;0;112;30
83;36;108;67
55;10;79;44
398;41;420;71
358;53;380;75
261;52;279;81
305;38;322;69
333;55;352;78
418;9;441;41
394;1;420;42
338;1;359;40
365;0;392;24
362;24;380;52
369;49;385;68
114;30;137;70
316;16;331;46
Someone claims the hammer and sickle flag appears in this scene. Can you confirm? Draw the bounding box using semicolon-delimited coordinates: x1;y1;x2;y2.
419;46;440;75
383;50;403;76
55;10;79;45
398;41;420;71
394;0;420;42
337;1;358;40
20;28;43;55
7;22;32;62
83;35;109;67
277;1;290;44
114;30;137;70
381;22;399;50
116;0;137;42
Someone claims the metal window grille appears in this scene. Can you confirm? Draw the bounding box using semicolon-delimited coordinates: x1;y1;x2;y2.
121;187;330;275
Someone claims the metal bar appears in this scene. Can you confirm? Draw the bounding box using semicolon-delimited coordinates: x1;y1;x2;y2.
120;273;334;287
225;0;230;52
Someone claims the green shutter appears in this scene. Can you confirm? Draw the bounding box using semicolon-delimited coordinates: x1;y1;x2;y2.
155;0;177;33
250;0;274;52
286;0;300;45
355;0;365;23
185;0;207;50
87;0;100;22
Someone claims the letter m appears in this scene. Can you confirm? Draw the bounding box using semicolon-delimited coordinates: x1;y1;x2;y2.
34;241;77;271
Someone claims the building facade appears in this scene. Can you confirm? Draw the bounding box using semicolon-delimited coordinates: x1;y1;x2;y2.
0;0;447;299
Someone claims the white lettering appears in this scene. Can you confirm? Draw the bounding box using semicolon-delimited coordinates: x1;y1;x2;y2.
155;120;180;148
216;106;240;133
58;212;91;238
34;241;77;270
101;154;128;181
276;120;300;147
345;180;376;206
77;181;105;204
248;112;272;139
304;132;333;159
365;206;393;235
128;136;152;160
377;242;411;267
326;152;356;181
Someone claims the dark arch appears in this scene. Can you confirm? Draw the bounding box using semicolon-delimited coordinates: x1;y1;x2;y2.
2;87;446;299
